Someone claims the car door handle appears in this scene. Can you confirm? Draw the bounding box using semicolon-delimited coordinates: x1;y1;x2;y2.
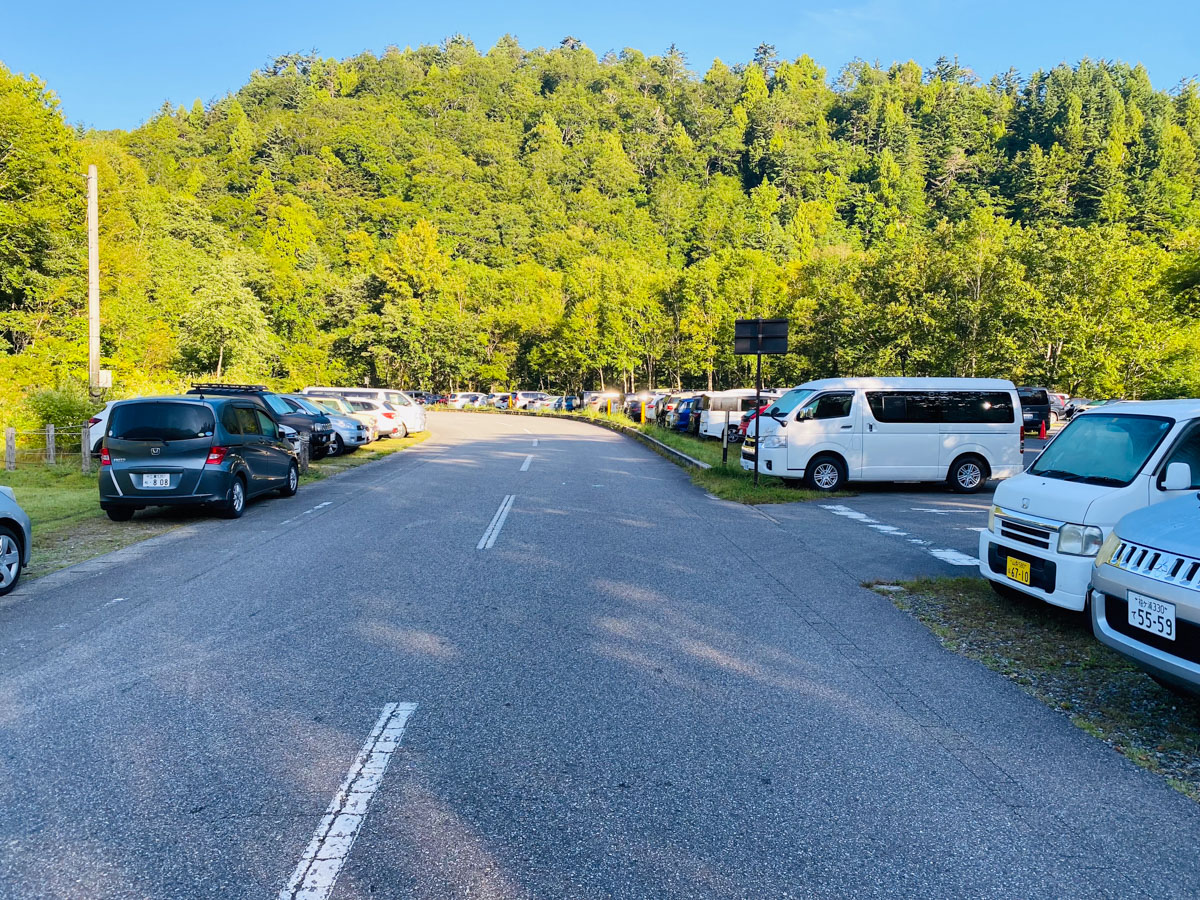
840;424;852;429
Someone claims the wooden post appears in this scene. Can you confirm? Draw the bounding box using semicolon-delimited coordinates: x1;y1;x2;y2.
299;432;310;474
46;424;56;466
4;428;14;471
81;423;92;473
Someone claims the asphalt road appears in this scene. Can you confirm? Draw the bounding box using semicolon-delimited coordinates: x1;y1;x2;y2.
1;414;1196;899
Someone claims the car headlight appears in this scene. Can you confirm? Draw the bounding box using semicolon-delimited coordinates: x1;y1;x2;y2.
759;434;787;449
1059;523;1104;556
1095;530;1122;568
988;505;1000;533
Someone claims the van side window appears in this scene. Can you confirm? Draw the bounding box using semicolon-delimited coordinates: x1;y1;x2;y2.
868;392;940;422
256;411;278;437
221;405;242;435
1162;425;1200;489
235;407;261;436
942;391;1015;424
802;392;854;420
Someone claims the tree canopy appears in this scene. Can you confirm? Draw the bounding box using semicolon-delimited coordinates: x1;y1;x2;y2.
2;39;1199;423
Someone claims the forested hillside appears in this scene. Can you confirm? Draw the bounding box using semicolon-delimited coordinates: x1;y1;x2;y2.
3;37;1200;423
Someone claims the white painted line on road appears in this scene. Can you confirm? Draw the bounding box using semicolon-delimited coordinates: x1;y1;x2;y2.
522;427;532;434
102;597;126;608
477;495;516;550
279;702;417;900
929;548;980;566
520;454;533;472
314;502;332;509
822;505;978;568
532;438;538;447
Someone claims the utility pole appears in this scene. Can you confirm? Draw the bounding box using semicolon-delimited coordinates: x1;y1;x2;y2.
87;165;100;398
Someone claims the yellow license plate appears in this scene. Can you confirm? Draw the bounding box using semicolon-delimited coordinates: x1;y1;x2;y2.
1006;557;1031;585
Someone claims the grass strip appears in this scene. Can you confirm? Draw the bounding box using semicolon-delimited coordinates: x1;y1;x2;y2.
874;576;1200;801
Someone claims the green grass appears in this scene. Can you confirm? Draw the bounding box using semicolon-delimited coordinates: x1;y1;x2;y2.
875;576;1200;801
633;425;834;504
0;465;101;533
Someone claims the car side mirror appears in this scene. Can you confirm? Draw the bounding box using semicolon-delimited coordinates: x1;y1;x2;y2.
1163;462;1192;491
797;408;814;421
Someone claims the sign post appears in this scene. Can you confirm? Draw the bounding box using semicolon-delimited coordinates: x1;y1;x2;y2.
734;318;789;486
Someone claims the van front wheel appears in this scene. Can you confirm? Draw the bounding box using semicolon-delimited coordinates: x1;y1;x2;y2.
949;455;989;493
805;455;846;492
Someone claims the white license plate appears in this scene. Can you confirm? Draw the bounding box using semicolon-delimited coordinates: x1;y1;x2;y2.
141;473;171;488
1128;590;1176;641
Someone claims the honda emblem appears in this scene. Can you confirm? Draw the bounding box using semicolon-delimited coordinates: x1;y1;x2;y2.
150;447;161;456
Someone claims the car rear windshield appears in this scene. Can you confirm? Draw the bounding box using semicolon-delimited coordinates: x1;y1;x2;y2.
1029;414;1173;486
109;402;215;441
1019;389;1050;405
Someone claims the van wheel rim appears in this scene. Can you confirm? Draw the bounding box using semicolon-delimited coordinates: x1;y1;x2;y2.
814;464;839;489
0;536;18;588
958;464;982;489
233;482;245;511
289;467;298;491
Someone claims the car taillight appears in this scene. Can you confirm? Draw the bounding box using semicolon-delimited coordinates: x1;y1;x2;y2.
206;446;229;465
383;412;396;419
100;448;111;466
88;417;101;426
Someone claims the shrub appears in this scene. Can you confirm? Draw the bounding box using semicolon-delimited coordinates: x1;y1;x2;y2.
24;384;101;451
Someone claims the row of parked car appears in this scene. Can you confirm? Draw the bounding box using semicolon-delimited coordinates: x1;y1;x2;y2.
91;384;426;523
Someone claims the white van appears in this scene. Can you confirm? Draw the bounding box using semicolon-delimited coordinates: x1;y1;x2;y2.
741;378;1024;493
980;399;1200;611
698;389;782;441
302;386;427;435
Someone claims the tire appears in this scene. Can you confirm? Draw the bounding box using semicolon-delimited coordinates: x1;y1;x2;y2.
224;476;247;519
948;455;989;493
400;422;409;438
105;507;135;522
1050;411;1060;425
727;425;742;444
805;455;846;492
328;434;344;457
0;525;23;596
279;462;299;497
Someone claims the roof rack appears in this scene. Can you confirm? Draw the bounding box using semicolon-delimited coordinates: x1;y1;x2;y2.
191;383;268;393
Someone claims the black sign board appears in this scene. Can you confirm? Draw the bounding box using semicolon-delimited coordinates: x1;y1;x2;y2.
734;318;789;356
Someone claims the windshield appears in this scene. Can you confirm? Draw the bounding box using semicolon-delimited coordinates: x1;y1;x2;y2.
764;388;815;418
315;398;351;415
1029;414;1173;486
287;396;323;415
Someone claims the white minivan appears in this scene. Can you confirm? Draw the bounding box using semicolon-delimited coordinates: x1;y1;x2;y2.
980;399;1200;612
697;389;782;442
741;377;1024;493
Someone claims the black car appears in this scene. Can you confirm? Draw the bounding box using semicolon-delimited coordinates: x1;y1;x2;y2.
187;384;333;459
99;396;298;521
1017;387;1052;433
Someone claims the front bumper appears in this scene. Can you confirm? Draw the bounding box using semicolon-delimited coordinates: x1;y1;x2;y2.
1091;566;1200;694
978;530;1091;611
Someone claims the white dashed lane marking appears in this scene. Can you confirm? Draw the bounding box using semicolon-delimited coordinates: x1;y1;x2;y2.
279;702;417;900
520;454;533;472
821;504;980;567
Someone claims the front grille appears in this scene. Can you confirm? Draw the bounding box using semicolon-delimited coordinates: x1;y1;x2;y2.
1107;540;1200;589
1104;596;1200;665
997;515;1054;550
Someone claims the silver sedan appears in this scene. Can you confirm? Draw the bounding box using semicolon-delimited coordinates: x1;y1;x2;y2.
0;486;32;596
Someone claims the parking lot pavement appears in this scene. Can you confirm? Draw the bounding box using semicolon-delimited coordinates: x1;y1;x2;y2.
2;413;1199;899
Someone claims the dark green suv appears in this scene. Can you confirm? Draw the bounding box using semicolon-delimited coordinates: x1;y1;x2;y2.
99;397;299;521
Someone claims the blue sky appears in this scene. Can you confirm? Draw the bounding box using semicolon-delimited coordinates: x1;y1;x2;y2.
3;0;1197;130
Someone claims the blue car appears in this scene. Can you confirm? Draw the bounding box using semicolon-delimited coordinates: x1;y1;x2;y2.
673;397;696;432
